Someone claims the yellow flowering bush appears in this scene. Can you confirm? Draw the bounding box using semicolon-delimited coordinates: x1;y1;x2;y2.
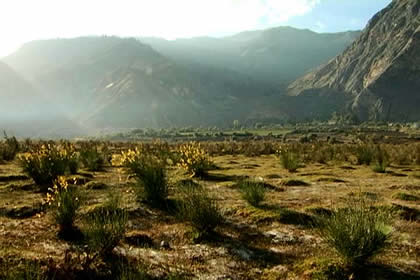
117;147;168;205
19;142;79;190
178;142;213;177
46;176;82;236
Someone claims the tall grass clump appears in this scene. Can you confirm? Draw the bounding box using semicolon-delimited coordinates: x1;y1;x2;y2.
19;143;78;190
46;177;82;236
354;143;375;165
79;142;106;171
84;193;128;257
177;142;213;177
119;148;168;206
371;145;389;173
237;180;266;207
316;196;393;267
0;132;19;161
277;146;300;172
177;184;223;238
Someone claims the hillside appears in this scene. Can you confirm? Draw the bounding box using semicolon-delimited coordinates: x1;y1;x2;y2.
141;27;360;85
288;0;420;121
4;37;278;129
0;62;83;137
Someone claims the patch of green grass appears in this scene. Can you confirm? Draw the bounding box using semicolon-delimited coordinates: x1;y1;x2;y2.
83;193;128;256
79;142;106;171
53;186;83;236
392;192;419;202
278;149;300;172
316;197;393;267
237;180;266;207
131;155;168;207
177;184;223;238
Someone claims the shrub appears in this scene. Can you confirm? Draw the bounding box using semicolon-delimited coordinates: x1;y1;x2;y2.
277;147;300;172
371;145;389;173
0;132;19;161
119;148;168;206
237;180;266;207
46;176;82;235
355;143;375;165
84;193;128;256
316;197;393;267
79;142;105;171
177;142;213;177
19;143;78;190
177;184;223;236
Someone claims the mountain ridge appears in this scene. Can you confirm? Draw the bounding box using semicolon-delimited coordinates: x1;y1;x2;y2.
288;0;420;121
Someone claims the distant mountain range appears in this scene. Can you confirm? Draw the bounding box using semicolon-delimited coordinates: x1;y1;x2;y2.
1;0;418;136
141;27;360;85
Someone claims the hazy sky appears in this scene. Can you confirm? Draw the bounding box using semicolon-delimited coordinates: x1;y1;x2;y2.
1;0;391;57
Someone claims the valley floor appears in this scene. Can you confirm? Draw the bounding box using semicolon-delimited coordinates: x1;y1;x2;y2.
0;144;419;279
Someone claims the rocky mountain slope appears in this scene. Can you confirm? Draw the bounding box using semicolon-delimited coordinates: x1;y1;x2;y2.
4;37;275;129
289;0;420;121
141;27;360;85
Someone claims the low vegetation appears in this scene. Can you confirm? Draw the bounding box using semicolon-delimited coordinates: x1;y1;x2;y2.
177;183;223;238
237;180;266;207
19;142;78;190
0;126;419;279
119;148;168;206
277;146;300;172
317;196;393;267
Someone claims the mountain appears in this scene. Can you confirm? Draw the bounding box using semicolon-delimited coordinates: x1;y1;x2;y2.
0;62;83;137
288;0;420;122
141;27;361;85
4;37;276;129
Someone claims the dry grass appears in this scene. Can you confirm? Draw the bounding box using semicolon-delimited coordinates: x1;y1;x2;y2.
0;134;419;279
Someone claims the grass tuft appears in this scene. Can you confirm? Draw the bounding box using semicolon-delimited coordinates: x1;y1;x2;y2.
237;180;266;207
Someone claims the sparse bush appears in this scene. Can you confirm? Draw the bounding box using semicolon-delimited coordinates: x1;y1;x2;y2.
355;143;375;165
177;184;223;236
371;145;389;173
79;142;105;171
238;180;266;207
0;132;19;161
84;193;128;256
178;142;213;177
46;176;82;235
316;197;393;267
19;143;78;190
119;148;168;206
277;147;300;172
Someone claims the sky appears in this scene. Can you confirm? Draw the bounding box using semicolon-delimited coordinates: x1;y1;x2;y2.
0;0;391;58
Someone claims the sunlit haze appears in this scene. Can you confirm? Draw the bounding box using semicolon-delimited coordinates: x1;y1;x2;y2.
0;0;391;57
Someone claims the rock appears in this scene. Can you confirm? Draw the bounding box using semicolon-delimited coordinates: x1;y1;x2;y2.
264;230;299;244
232;247;253;261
